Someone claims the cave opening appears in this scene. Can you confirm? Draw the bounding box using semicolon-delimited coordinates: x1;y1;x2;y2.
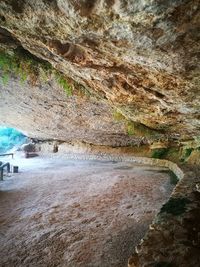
0;126;27;154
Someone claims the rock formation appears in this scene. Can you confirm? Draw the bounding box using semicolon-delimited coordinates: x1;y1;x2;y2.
0;0;199;144
0;70;140;146
0;2;200;267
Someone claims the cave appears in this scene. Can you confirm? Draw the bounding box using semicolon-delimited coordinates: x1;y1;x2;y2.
0;126;26;153
0;1;199;267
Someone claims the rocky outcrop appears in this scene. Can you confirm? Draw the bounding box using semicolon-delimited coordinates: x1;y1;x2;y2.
0;72;142;146
0;0;199;142
128;165;200;267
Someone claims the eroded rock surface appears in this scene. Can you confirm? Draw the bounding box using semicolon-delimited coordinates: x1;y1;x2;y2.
0;74;139;146
129;165;200;267
0;0;199;140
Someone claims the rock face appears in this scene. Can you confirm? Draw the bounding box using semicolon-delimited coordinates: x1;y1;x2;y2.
128;165;200;267
0;0;199;141
0;73;140;146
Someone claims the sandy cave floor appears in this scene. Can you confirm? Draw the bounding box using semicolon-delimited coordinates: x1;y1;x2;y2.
0;153;174;267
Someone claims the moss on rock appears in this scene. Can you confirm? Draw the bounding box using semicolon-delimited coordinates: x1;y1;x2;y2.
160;197;191;216
0;48;73;96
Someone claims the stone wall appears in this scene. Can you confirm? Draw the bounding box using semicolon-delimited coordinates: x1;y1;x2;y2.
36;141;184;180
60;154;184;182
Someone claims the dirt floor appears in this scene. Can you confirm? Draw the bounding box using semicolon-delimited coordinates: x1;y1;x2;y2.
0;154;174;267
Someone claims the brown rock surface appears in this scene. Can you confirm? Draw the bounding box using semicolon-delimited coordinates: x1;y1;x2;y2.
130;165;200;267
0;0;199;141
0;73;139;146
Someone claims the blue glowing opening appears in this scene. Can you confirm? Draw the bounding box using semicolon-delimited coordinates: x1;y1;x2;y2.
0;126;27;153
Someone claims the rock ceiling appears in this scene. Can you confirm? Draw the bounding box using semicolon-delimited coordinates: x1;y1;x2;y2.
0;0;199;144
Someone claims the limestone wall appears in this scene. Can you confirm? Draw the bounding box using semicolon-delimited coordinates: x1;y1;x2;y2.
36;141;184;180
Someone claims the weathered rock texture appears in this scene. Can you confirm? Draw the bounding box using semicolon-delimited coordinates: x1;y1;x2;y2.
0;0;199;141
0;73;140;146
128;165;200;267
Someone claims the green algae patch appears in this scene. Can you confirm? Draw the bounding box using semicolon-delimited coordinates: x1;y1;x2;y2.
0;48;51;85
113;110;126;121
126;120;161;138
160;197;191;216
151;148;168;159
180;148;194;162
55;72;73;96
168;171;179;185
0;48;73;96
